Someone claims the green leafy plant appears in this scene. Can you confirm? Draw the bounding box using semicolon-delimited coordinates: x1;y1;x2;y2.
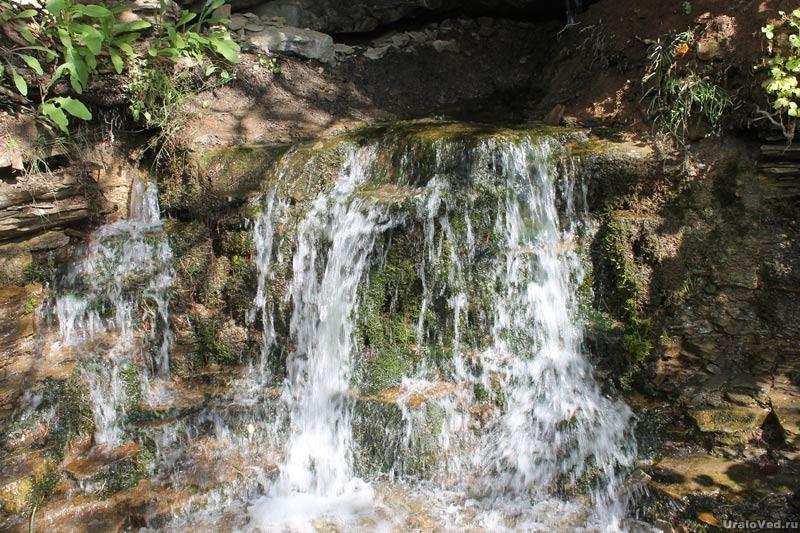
0;2;55;98
43;0;150;93
681;2;693;16
147;0;239;65
759;9;800;141
0;0;239;134
256;53;282;74
642;29;732;145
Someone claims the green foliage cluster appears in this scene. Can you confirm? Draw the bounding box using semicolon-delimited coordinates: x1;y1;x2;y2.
641;29;731;146
761;10;800;118
0;0;239;133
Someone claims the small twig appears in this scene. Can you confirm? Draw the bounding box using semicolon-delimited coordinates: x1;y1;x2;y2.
0;84;30;105
557;21;580;38
752;107;795;143
29;504;37;533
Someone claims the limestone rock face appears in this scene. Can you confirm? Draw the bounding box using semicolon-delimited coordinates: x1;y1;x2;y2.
0;142;140;288
0;285;41;419
246;25;335;64
244;0;551;34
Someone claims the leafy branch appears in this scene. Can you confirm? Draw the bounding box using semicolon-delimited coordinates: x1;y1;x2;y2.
760;9;800;141
0;0;240;133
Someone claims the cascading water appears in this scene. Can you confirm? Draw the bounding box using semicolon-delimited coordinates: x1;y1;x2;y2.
35;125;642;532
242;133;637;531
249;146;402;530
469;140;635;528
53;178;174;444
247;188;287;385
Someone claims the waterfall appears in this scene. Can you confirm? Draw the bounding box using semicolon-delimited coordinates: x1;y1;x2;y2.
566;0;583;24
53;178;174;444
37;126;639;532
471;140;635;528
249;146;402;530
244;134;636;531
248;188;287;384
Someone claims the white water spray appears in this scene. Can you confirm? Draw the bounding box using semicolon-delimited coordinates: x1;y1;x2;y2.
53;178;174;444
249;146;402;530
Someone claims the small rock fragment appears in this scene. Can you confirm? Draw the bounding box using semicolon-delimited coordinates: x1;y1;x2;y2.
334;43;355;55
544;104;565;126
364;45;390;60
697;38;721;61
431;39;459;53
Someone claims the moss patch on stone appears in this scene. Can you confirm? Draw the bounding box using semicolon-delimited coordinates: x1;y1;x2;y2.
356;231;422;394
595;212;657;392
38;373;95;461
352;396;445;479
96;448;154;498
689;406;770;435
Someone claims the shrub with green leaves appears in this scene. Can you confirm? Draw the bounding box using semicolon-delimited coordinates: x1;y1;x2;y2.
0;3;54;96
146;0;240;65
762;9;800;118
0;0;240;133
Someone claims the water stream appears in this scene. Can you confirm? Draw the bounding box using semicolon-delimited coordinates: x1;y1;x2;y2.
47;127;640;531
53;178;174;444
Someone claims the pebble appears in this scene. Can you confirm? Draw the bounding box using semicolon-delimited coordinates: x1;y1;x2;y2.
364;46;390;60
431;39;459;53
334;43;355;55
245;23;264;32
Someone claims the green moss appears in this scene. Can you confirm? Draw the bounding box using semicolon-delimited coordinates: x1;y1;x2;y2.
38;373;95;461
120;363;143;421
356;233;423;393
27;468;60;509
223;255;257;322
601;215;646;316
200;256;230;310
24;293;38;315
363;350;412;394
159;145;287;217
690;406;769;434
599;213;656;392
353;399;444;479
192;316;239;366
618;316;654;392
219;229;254;258
21;255;58;285
166;220;209;257
97;448;154;498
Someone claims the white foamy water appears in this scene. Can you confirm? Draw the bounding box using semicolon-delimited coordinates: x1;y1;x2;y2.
249;146;403;531
58;132;642;532
461;139;634;530
247;188;287;386
53;178;174;444
242;136;638;532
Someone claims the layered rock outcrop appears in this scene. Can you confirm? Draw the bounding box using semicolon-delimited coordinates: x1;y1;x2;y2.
220;0;573;34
